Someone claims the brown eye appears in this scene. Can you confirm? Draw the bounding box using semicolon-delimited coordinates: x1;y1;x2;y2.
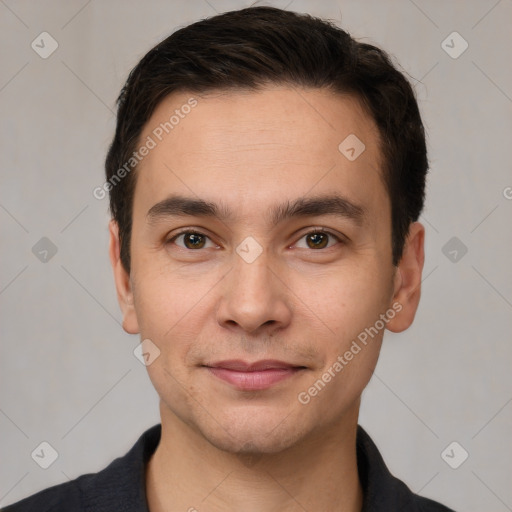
182;232;206;249
306;232;329;249
167;231;214;250
295;229;341;250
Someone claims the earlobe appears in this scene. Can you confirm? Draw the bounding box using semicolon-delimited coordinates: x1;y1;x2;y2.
108;220;140;335
386;222;425;333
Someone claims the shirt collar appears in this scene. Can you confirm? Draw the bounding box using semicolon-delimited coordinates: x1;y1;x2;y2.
80;423;448;511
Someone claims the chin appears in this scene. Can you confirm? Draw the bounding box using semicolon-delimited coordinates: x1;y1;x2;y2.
206;427;305;455
195;408;312;455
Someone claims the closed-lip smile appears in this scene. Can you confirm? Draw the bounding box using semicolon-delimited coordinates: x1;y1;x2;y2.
203;359;306;390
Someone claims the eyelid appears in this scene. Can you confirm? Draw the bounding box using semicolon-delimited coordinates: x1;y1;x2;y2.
298;227;344;240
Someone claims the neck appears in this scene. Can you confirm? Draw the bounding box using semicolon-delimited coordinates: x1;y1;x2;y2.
145;402;363;512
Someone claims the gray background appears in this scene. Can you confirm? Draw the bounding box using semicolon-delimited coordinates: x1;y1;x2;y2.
1;0;511;510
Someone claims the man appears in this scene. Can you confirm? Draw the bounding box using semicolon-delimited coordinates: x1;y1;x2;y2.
3;6;455;512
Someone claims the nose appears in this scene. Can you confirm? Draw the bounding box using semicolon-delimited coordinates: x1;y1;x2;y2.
216;248;292;336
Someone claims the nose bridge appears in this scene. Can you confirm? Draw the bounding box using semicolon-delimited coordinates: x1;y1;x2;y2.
217;242;291;334
231;244;275;306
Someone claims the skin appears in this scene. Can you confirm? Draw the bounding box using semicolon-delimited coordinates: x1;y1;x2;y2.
109;86;425;512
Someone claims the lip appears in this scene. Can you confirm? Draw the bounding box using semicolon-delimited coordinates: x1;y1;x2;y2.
207;359;302;371
204;359;306;391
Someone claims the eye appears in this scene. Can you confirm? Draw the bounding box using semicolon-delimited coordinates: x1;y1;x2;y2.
166;230;217;250
294;228;342;250
166;228;344;251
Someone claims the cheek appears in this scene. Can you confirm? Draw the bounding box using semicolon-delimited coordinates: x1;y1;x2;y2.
317;336;383;414
296;273;386;415
307;265;390;401
132;272;207;401
294;264;391;343
131;260;213;338
130;285;195;391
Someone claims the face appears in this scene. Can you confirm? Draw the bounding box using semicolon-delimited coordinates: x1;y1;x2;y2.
110;86;424;454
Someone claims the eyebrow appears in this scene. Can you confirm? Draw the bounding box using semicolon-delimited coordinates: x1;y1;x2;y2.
146;193;366;227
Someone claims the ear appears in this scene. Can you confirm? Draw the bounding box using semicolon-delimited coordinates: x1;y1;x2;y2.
108;220;140;334
386;222;425;333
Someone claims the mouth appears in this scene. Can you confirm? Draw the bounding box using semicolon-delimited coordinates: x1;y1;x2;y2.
202;359;307;391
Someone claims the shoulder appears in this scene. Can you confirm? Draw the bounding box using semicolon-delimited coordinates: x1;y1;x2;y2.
356;425;457;512
1;424;161;512
413;493;456;511
396;478;456;511
370;470;457;512
0;475;85;512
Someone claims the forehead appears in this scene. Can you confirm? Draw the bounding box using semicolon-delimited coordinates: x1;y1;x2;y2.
133;86;387;226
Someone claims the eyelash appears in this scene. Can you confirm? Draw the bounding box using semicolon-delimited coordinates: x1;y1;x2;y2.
165;228;344;251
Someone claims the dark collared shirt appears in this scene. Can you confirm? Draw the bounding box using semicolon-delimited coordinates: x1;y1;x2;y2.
2;424;455;511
